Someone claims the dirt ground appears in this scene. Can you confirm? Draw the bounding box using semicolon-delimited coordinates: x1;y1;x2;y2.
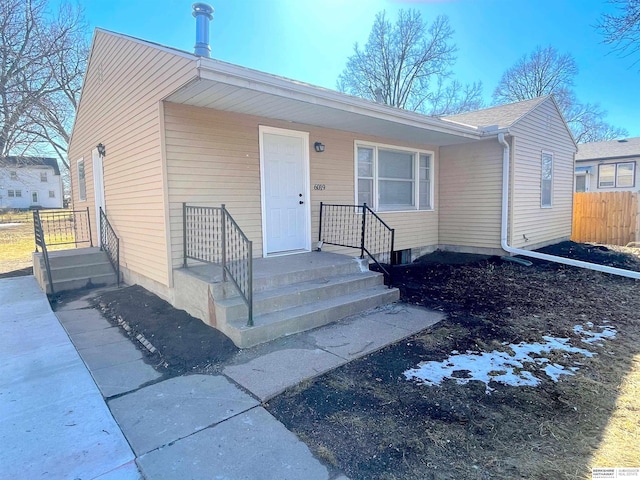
32;242;640;478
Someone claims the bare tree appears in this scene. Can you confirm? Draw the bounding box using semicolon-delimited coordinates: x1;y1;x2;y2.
0;0;88;172
597;0;640;68
337;9;483;115
493;45;628;142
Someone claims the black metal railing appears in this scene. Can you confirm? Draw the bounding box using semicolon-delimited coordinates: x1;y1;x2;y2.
183;204;253;326
35;207;93;248
99;207;120;286
318;202;395;285
33;210;54;295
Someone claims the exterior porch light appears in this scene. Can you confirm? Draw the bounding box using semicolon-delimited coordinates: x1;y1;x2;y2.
96;143;106;157
314;142;325;153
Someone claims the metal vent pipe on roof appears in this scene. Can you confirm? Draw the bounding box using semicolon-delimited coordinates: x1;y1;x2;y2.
192;3;214;57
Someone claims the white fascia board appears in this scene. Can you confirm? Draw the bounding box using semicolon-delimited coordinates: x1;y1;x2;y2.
196;58;485;141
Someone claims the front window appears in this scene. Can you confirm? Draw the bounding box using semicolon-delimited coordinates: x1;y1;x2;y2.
541;152;553;208
10;171;17;180
356;143;433;212
598;162;636;188
77;159;86;201
15;189;22;197
8;189;14;197
40;172;47;182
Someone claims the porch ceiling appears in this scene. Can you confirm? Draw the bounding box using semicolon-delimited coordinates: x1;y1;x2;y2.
165;73;486;147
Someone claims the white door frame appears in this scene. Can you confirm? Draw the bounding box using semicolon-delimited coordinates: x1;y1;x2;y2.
92;148;105;246
259;125;311;256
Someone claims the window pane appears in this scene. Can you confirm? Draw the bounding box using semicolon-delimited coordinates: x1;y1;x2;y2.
380;180;414;208
357;147;373;177
599;164;615;187
358;179;373;205
617;163;634;187
379;149;413;179
575;175;586;192
541;153;553;207
419;154;431;209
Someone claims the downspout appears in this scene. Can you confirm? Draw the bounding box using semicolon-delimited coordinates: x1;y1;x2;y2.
497;132;640;280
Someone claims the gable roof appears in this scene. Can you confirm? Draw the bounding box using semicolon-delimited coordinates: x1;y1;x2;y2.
0;157;60;175
575;137;640;161
441;96;550;130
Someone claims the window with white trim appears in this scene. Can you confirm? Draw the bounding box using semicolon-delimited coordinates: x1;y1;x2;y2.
40;172;47;182
77;159;86;201
10;171;17;180
541;152;553;208
8;189;14;197
14;189;22;197
356;143;433;211
32;192;38;203
598;162;635;188
49;190;55;198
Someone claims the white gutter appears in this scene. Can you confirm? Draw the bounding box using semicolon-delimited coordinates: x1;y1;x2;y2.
497;132;640;280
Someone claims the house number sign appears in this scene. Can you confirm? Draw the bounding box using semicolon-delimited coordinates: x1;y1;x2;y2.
313;184;326;190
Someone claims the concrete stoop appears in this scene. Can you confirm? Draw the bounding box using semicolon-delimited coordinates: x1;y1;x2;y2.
173;252;400;348
33;247;118;295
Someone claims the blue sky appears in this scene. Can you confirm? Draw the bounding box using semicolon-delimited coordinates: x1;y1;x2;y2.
74;0;640;137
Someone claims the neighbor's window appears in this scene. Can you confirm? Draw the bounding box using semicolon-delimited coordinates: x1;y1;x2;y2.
356;143;433;212
77;159;86;201
32;192;38;203
10;171;17;180
40;172;47;182
8;189;14;197
598;162;636;188
49;190;55;198
575;174;586;193
541;152;553;208
15;189;22;197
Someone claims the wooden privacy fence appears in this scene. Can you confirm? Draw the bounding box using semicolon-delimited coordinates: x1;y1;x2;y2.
572;192;640;246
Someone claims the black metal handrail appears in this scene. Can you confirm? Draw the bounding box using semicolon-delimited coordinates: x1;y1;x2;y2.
318;202;395;285
99;207;120;286
33;210;55;295
35;207;93;248
183;203;253;326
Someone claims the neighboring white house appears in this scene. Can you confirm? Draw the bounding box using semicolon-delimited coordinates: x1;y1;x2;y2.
0;157;64;209
574;137;640;192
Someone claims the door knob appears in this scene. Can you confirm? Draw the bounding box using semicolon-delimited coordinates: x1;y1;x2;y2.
299;200;304;204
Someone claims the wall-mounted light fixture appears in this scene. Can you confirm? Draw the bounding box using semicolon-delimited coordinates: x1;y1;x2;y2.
314;142;325;153
96;143;106;157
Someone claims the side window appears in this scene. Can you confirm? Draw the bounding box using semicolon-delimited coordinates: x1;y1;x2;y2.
77;159;86;201
541;152;553;208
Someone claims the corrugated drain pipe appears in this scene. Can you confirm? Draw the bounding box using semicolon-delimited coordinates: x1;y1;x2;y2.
497;132;640;280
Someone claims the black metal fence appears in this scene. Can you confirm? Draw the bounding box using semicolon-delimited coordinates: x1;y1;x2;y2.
33;210;54;294
34;207;93;248
183;204;253;326
318;202;395;285
99;207;120;286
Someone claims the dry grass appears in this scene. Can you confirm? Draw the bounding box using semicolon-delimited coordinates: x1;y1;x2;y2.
0;210;75;275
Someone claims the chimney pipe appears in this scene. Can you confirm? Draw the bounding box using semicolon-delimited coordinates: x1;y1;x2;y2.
192;3;214;57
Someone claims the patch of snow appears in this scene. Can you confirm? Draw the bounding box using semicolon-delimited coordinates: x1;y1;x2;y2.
573;324;617;345
405;323;616;394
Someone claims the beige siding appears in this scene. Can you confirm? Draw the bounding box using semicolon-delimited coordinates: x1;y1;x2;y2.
438;139;504;249
68;31;197;290
510;100;575;249
164;103;439;269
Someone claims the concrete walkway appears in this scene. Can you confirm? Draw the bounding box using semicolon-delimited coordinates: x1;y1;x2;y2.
1;276;444;479
0;276;138;479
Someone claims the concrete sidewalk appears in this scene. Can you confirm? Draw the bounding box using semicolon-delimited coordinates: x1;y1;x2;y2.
0;276;139;479
2;277;443;479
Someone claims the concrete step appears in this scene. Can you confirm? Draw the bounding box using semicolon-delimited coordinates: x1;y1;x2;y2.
224;285;400;348
251;257;364;293
42;272;118;295
49;261;116;282
217;271;385;323
41;248;105;268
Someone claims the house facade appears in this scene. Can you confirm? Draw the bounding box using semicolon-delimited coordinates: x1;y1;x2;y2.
67;28;576;304
0;157;63;210
574;137;640;192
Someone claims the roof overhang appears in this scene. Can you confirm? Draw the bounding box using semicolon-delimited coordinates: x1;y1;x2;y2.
164;57;489;147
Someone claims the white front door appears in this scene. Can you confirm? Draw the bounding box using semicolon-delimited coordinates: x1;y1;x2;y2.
92;148;105;246
260;126;310;255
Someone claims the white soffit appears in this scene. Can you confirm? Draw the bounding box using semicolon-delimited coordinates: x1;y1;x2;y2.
165;76;484;147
